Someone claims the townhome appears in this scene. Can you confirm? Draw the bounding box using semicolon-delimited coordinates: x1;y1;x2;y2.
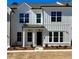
8;2;72;48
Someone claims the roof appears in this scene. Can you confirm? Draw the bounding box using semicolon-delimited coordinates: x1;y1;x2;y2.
10;2;72;9
29;3;72;8
7;7;11;15
23;24;44;28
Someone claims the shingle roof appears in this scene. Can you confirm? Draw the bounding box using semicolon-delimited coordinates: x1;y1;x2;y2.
10;2;72;9
29;3;71;8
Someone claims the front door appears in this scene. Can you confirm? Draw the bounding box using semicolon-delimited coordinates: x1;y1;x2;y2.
37;32;42;46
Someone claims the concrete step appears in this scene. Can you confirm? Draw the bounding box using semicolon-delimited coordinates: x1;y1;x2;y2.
35;46;43;50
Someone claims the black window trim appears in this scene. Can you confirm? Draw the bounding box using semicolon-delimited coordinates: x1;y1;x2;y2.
27;32;32;42
54;32;58;42
60;32;63;42
36;13;41;23
49;32;52;42
51;11;62;22
19;13;29;23
17;32;22;42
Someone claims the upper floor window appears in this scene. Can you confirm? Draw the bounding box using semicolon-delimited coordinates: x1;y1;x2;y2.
17;32;22;42
51;11;62;22
57;12;62;22
19;13;29;23
19;13;25;23
51;12;56;22
49;32;52;42
25;14;29;23
36;14;41;23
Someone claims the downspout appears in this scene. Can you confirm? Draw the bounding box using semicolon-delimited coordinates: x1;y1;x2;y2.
10;10;12;47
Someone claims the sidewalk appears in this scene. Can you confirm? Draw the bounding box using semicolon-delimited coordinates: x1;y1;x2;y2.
7;49;72;53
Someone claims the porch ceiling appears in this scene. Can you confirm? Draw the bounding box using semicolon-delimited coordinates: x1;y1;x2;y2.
22;24;45;28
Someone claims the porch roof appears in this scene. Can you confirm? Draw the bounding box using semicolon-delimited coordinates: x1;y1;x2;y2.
22;24;45;28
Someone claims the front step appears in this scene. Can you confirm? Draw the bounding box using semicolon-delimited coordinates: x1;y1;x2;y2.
35;46;43;50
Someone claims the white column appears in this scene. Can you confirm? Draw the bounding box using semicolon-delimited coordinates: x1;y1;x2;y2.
59;32;60;42
7;35;10;48
33;31;36;47
23;30;25;47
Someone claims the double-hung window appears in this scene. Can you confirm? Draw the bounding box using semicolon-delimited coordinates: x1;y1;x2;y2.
25;14;29;23
19;13;29;23
60;32;63;42
57;12;62;22
19;13;25;23
51;11;62;22
49;32;52;42
36;14;41;23
51;12;56;22
54;32;58;42
17;32;22;42
53;32;63;42
27;32;32;42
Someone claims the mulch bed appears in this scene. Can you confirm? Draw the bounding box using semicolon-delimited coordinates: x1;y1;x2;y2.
44;46;72;50
7;46;72;50
8;46;35;50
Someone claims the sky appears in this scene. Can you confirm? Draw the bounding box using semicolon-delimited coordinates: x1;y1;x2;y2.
7;0;71;5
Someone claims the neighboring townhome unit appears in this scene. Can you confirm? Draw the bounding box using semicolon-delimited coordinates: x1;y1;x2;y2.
7;6;11;48
9;2;72;48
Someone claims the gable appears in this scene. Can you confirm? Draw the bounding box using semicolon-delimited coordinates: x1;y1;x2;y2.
17;2;32;9
17;2;32;13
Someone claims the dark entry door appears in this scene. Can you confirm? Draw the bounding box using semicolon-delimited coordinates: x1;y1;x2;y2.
37;32;42;46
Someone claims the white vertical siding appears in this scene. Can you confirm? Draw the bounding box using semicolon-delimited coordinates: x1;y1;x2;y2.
42;7;72;46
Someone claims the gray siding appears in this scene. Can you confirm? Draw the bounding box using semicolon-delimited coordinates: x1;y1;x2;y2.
7;13;10;48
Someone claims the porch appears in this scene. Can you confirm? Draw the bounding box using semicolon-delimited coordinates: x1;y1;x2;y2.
22;24;45;47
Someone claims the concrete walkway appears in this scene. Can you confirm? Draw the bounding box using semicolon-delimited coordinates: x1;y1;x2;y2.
7;49;72;53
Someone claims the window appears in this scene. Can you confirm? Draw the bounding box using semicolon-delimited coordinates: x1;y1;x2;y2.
57;12;62;22
51;11;62;22
57;12;62;16
36;14;41;23
17;32;22;42
25;14;29;23
54;32;58;42
19;13;24;23
51;12;56;16
27;32;32;42
57;17;61;22
49;32;52;42
51;17;56;22
60;32;63;42
51;12;56;22
19;13;29;23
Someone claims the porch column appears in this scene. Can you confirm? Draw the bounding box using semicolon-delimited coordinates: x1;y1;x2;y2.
23;30;25;47
7;35;10;48
33;31;36;47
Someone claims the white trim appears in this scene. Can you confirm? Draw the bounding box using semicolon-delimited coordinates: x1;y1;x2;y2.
33;31;36;47
23;30;25;47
